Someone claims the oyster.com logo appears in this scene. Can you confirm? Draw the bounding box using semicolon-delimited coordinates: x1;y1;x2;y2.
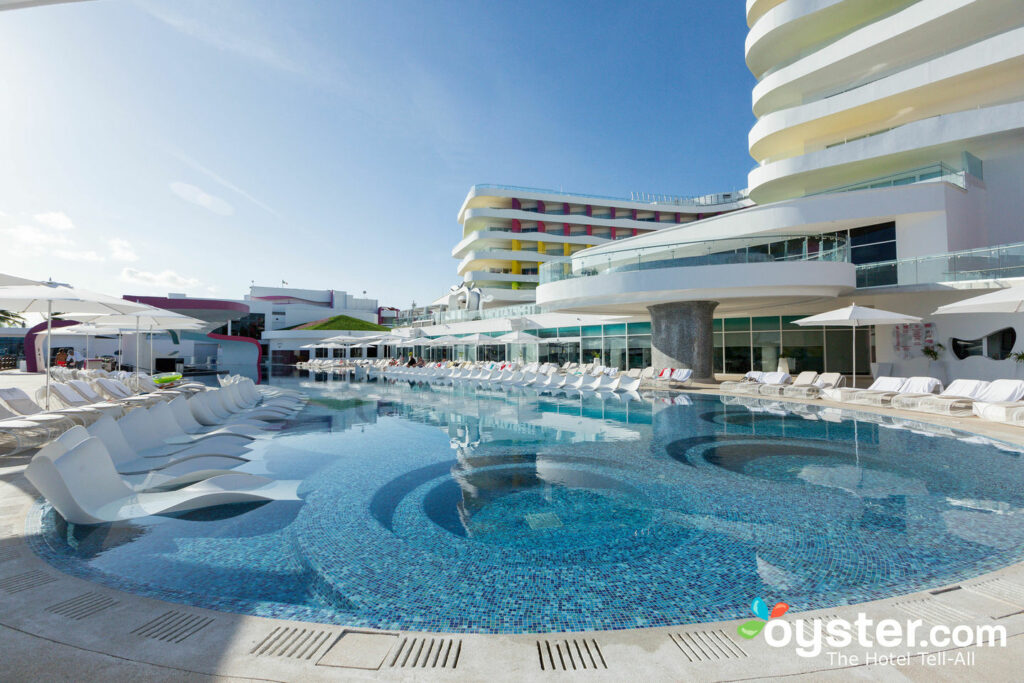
733;595;1005;661
738;597;789;639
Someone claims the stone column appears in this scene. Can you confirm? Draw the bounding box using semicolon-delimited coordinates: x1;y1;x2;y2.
648;300;718;382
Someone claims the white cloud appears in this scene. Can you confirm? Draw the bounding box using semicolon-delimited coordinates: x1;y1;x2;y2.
120;267;201;290
169;181;234;216
169;149;282;219
55;249;104;262
108;238;139;262
136;0;311;78
0;224;66;249
34;211;75;231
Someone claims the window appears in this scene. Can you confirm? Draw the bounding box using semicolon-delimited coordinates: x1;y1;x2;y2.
951;327;1017;360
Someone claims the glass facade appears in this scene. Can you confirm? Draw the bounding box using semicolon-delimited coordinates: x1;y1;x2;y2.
713;316;870;375
416;314;876;374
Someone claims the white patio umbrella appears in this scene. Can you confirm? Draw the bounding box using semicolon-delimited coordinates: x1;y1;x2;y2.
58;323;121;365
495;330;542;363
932;287;1024;315
0;273;40;286
458;333;500;344
0;284;150;407
792;304;921;387
83;309;205;377
494;330;541;343
321;334;363;343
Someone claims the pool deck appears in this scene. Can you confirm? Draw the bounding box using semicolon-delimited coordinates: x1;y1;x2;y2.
3;372;1024;681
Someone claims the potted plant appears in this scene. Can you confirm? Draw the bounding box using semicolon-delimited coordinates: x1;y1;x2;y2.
1009;351;1024;377
921;343;944;361
922;343;946;384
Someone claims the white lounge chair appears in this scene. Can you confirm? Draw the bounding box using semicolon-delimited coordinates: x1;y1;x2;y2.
0;387;103;427
85;416;250;475
616;369;642;393
970;380;1024;423
0;404;71;455
783;371;844;399
734;371;790;395
720;371;764;392
890;379;990;415
761;371;816;397
25;436;299;524
822;376;907;404
850;376;942;407
34;427;243;492
46;383;126;420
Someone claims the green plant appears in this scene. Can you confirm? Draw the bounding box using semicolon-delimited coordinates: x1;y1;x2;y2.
921;343;945;361
0;310;25;327
1010;351;1024;364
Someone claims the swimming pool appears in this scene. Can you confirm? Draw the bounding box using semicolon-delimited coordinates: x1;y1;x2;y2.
28;372;1024;633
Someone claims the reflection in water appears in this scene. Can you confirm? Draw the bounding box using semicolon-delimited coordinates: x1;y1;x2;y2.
27;366;1024;634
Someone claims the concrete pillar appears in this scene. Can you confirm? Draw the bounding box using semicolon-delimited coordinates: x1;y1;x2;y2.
648;300;718;382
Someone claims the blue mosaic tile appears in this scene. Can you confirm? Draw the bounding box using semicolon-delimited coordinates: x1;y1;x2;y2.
22;377;1024;633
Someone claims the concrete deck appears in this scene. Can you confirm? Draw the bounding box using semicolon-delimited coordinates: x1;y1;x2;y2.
2;374;1024;680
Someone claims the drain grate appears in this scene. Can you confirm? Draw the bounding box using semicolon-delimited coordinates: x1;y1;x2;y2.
389;636;461;669
131;610;213;643
0;570;57;594
669;629;747;662
251;626;335;660
964;578;1024;609
46;592;119;620
895;597;975;625
537;639;606;671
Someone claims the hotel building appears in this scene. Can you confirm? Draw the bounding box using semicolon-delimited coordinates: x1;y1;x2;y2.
453;185;749;307
405;0;1024;384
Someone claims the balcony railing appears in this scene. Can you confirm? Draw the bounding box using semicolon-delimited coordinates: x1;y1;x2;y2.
809;162;966;196
473;184;749;207
539;233;850;284
857;240;1024;289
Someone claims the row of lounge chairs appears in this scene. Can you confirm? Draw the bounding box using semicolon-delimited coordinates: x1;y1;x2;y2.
3;374;309;525
380;361;645;392
719;371;846;399
317;358;697;393
719;370;1024;426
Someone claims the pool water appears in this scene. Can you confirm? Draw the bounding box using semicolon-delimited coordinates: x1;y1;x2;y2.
28;371;1024;633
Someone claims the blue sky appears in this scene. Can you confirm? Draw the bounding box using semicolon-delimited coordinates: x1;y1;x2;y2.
0;0;756;308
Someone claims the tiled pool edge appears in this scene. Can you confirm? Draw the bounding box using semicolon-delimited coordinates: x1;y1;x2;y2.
3;393;1024;680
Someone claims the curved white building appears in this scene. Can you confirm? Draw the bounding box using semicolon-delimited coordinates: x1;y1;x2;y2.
746;0;1024;208
532;0;1024;381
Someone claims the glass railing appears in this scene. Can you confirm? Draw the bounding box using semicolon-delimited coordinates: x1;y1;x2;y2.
539;233;850;284
473;184;749;207
856;240;1024;289
436;303;543;324
808;162;966;196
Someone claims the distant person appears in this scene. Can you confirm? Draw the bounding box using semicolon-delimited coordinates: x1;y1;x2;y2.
55;349;67;366
65;351;76;369
406;356;416;367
